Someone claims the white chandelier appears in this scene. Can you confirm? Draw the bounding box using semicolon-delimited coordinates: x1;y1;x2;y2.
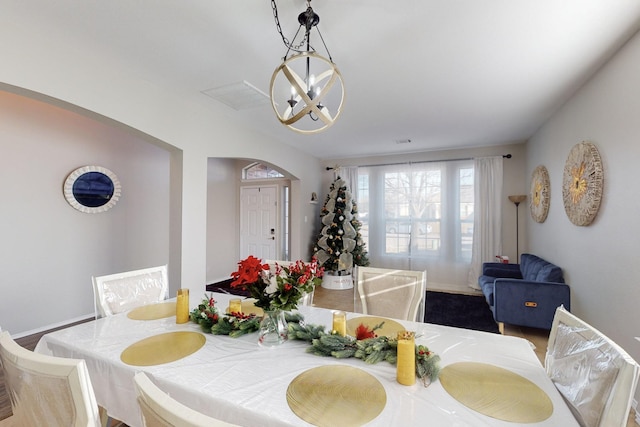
269;0;345;134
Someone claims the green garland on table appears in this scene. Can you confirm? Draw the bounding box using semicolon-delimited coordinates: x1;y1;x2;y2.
189;295;440;385
288;322;441;386
189;295;302;337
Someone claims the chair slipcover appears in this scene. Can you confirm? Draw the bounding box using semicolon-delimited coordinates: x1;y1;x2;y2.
355;266;427;322
133;372;238;427
0;331;100;427
545;306;639;427
92;265;169;318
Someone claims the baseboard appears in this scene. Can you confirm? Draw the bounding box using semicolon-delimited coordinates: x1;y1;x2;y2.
10;313;94;339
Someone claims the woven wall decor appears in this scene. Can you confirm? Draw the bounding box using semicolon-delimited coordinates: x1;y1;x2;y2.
562;141;603;226
530;165;550;223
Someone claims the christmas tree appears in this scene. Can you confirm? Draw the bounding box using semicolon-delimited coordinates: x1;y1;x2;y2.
313;176;369;273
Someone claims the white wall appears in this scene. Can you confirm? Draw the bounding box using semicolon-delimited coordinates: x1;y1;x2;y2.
206;158;239;283
527;30;640;400
0;91;170;334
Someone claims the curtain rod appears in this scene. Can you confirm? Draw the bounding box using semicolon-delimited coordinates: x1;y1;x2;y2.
326;154;511;170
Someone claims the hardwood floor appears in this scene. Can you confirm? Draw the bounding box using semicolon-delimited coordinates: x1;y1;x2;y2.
1;289;638;426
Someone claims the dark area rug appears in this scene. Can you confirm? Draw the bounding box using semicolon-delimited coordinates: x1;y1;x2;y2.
425;291;499;334
206;279;249;296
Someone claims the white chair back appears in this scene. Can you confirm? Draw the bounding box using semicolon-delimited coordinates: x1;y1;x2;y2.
92;265;168;318
0;331;100;427
545;306;639;427
133;372;238;427
355;266;427;322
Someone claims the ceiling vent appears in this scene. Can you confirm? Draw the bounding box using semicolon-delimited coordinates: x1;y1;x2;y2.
202;81;271;110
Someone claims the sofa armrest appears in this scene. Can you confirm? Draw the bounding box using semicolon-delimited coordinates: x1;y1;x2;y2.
493;279;570;330
482;262;522;279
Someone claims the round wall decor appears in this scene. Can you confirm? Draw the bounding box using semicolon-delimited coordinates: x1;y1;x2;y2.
530;165;550;223
562;141;603;226
63;165;121;213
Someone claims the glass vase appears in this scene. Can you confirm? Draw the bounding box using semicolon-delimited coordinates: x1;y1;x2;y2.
258;310;288;348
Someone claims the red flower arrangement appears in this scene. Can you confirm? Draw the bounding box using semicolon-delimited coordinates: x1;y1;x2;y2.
230;256;324;311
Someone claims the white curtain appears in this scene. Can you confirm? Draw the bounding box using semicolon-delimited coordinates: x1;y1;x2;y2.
467;156;503;289
359;160;474;289
339;166;359;203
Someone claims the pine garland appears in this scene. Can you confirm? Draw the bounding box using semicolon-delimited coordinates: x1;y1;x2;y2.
210;316;261;337
191;296;441;386
288;320;441;386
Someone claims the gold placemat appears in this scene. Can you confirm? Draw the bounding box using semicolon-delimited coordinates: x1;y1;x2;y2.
127;302;177;320
120;331;206;366
225;299;264;317
440;362;553;423
346;316;404;338
287;365;386;427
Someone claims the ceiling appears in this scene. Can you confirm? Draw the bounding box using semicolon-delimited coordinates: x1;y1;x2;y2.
6;1;640;159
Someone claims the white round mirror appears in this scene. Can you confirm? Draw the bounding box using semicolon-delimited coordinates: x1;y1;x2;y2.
63;166;121;213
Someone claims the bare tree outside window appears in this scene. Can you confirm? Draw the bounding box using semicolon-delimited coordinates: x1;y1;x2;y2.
358;160;474;275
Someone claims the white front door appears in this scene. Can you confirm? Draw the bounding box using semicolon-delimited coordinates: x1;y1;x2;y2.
240;186;277;260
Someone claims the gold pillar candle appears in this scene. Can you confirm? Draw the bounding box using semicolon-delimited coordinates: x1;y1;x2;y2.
396;331;416;386
176;288;190;324
229;298;242;314
332;311;347;336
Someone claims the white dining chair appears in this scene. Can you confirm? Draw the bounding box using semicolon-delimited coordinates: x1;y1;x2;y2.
92;265;169;318
265;259;315;306
545;306;639;427
355;266;427;322
133;372;239;427
0;331;101;427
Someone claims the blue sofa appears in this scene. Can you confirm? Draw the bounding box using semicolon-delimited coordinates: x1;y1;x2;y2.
478;253;570;331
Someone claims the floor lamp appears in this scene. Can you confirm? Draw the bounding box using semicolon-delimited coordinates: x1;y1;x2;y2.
508;195;527;262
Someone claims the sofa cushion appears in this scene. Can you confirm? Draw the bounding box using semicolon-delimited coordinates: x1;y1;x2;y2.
520;254;564;283
535;263;564;283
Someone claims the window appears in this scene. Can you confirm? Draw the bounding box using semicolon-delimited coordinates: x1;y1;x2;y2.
358;160;474;286
243;163;285;180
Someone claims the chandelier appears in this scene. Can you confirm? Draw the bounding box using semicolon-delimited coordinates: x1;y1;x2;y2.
269;0;345;134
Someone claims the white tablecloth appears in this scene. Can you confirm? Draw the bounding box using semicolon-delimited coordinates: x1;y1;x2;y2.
35;292;579;427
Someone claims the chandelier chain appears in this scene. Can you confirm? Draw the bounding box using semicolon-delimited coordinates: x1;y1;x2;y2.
271;0;309;52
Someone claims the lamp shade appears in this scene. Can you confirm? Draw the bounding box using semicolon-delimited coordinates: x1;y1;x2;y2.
508;195;527;204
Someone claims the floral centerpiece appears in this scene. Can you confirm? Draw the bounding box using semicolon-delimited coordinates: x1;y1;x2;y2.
229;256;324;347
230;256;324;312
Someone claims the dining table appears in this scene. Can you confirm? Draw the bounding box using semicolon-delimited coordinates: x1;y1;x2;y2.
34;292;580;427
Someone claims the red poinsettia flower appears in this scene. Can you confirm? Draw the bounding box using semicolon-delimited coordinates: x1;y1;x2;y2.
228;256;323;311
355;323;377;340
230;255;268;287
